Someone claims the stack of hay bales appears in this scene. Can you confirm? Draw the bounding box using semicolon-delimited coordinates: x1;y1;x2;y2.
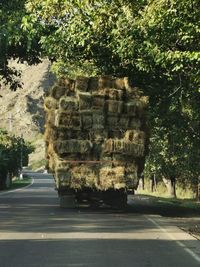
44;76;148;194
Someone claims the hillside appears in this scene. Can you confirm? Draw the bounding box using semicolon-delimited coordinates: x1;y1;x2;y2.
0;59;55;169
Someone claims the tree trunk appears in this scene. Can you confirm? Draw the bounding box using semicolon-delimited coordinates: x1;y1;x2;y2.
138;176;145;190
163;176;176;198
150;175;155;192
197;183;200;202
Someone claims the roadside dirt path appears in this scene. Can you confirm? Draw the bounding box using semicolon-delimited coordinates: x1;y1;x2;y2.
128;195;200;240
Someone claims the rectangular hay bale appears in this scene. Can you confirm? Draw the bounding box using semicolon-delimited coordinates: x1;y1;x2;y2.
107;88;124;100
44;97;58;111
129;118;142;129
46;111;55;126
92;111;105;129
55;111;81;129
59;96;78;111
89;130;108;141
78;92;92;110
106;100;123;114
124;130;145;144
106;115;119;128
81;111;93;130
75;77;89;91
71;164;98;189
99;166;126;190
124;101;137;116
92;95;105;110
118;115;129;129
50;85;66;99
54;140;92;155
88;77;99;91
103;139;145;157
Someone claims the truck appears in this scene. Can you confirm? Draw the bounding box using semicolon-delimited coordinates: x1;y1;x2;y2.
44;76;149;208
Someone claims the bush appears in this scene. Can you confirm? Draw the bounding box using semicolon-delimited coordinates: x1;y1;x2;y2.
0;128;34;190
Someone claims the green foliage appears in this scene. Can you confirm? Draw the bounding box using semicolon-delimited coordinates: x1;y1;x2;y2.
0;1;42;89
0;129;34;189
1;0;199;195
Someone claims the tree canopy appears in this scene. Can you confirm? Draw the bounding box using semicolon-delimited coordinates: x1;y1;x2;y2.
0;128;34;189
1;0;200;196
0;0;41;90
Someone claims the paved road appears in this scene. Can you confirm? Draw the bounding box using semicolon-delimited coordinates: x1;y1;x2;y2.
0;172;200;267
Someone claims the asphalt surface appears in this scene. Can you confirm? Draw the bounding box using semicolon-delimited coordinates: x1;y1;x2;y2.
0;171;200;267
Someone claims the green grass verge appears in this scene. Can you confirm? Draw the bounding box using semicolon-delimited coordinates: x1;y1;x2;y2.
10;177;32;190
139;194;200;210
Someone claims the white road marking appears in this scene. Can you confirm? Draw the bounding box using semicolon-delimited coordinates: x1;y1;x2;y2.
0;178;34;196
146;215;200;264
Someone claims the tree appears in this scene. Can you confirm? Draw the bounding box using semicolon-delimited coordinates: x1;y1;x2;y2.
0;129;34;190
24;0;200;197
0;0;42;90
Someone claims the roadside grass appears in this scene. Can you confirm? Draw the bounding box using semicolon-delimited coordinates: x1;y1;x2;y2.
10;176;32;190
137;194;200;211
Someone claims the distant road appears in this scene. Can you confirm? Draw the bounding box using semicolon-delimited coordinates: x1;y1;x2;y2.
0;171;200;267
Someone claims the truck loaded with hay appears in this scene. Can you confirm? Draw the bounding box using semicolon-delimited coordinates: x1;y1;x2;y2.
44;76;149;208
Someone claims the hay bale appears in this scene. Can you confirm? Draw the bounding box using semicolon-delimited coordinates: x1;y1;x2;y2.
56;128;74;140
114;78;126;90
44;125;58;141
108;130;123;139
106;100;123;114
101;156;113;167
81;111;93;130
92;111;105;129
92;142;102;160
92;95;105;110
96;88;108;97
54;140;93;155
59;97;78;111
89;130;108;141
55;111;81;129
55;171;71;188
124;130;146;144
53;128;87;140
54;160;70;172
88;77;99;91
124;101;137;116
106;115;119;128
140;96;149;109
124;77;134;93
71;164;98;189
45;111;55;126
103;139;145;157
78;92;92;110
50;85;66;99
125;163;139;189
46;141;55;156
44;75;149;193
98;76;113;89
99;166;126;190
112;154;127;166
129;118;142;129
107;88;124;100
118;115;129;129
75;76;89;91
59;77;74;88
44;97;58;111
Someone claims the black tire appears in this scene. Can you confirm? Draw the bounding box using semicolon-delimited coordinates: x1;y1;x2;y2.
103;189;127;209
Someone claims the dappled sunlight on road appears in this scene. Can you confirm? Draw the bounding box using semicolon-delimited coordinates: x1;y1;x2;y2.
0;172;200;267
